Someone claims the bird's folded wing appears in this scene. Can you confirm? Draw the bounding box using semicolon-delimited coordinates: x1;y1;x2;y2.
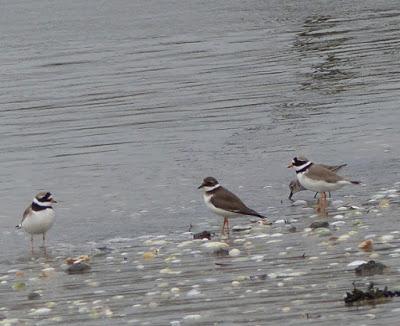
308;165;344;183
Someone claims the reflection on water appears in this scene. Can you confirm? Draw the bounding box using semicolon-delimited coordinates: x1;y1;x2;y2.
1;0;400;325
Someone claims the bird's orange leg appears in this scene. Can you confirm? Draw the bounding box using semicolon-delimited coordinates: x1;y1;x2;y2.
224;218;230;235
221;217;230;237
319;192;328;217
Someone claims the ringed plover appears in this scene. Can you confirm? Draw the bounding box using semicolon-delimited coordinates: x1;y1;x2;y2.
288;162;347;200
16;192;57;254
288;157;360;211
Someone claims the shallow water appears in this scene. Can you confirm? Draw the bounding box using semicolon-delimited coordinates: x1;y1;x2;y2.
1;0;400;324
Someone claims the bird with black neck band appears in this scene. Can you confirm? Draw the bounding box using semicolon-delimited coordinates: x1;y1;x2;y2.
16;192;57;255
288;157;360;213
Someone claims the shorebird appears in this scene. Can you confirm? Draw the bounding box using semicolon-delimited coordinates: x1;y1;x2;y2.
288;157;360;213
16;192;57;254
198;177;271;236
288;162;347;200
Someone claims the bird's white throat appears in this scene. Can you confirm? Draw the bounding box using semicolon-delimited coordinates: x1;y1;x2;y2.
203;184;221;192
295;161;312;173
33;197;52;207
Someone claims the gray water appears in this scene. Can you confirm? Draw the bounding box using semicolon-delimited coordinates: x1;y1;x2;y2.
1;0;400;325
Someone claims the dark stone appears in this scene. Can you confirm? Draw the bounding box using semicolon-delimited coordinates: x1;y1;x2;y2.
66;262;91;274
286;225;297;233
249;274;267;281
28;292;41;300
213;248;229;257
355;260;388;276
193;231;212;240
94;246;114;256
309;221;329;229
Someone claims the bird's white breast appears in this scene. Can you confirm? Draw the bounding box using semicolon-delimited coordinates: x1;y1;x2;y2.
203;193;239;218
22;209;55;235
297;172;349;192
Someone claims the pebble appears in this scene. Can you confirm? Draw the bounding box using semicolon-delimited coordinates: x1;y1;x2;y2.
337;234;350;242
66;262;91;274
380;235;394;242
170;288;180;294
28;292;41;300
183;314;201;321
316;228;332;237
231;281;240;287
331;221;345;226
12;282;26;291
30;308;51;316
144;239;167;246
160;268;181;275
186;289;201;297
355;260;388;276
229;249;241;257
201;242;229;255
310;221;329;229
347;260;367;268
232;225;252;232
292;200;307;206
358;239;373;252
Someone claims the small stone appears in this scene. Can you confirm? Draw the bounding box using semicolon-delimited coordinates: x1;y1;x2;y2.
286;225;297;233
292;200;307;206
229;249;241;257
232;225;252;232
66;262;91;274
193;231;212;240
28;292;41;300
379;199;390;208
183;315;201;321
355;260;389;276
310;221;329;229
170;287;180;294
337;234;350;242
316;228;332;237
358;239;373;252
347;260;367;268
30;308;51;316
201;241;229;256
231;281;240;287
331;221;345;226
143;251;156;260
186;289;201;297
12;282;26;291
380;235;394;243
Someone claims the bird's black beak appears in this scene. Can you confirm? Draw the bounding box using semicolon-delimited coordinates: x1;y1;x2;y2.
197;183;204;189
288;191;294;201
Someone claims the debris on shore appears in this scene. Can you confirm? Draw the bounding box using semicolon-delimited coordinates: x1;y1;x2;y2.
344;282;400;305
